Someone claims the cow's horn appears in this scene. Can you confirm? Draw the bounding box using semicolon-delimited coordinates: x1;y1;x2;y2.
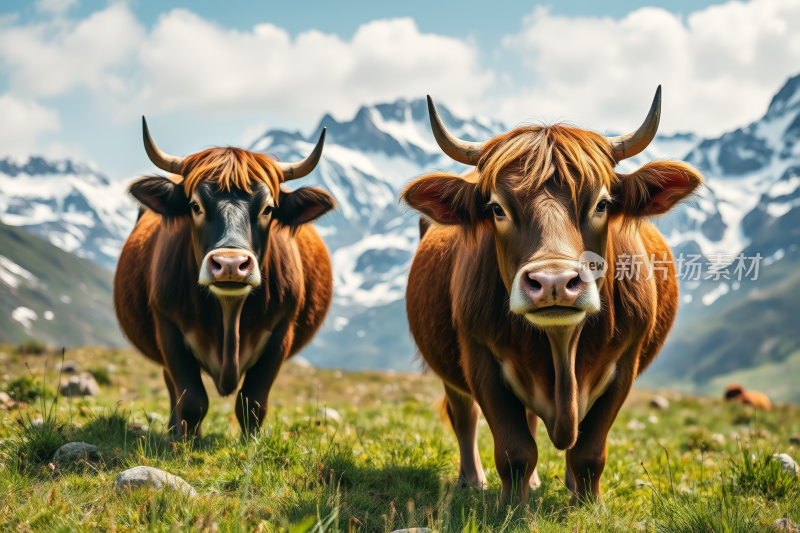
279;128;326;181
427;96;484;166
142;116;185;174
607;86;661;162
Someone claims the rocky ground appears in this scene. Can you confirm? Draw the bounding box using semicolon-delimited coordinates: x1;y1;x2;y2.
0;344;798;531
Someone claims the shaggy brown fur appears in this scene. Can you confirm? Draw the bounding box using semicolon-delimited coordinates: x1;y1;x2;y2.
724;384;772;411
115;146;334;436
402;124;703;504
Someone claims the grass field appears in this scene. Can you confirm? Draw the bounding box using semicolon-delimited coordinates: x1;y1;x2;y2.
0;344;799;532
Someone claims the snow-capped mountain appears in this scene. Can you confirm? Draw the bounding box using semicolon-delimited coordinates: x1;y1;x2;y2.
0;157;137;270
4;74;800;381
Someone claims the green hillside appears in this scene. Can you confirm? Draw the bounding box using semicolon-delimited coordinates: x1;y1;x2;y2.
640;248;800;402
0;221;125;347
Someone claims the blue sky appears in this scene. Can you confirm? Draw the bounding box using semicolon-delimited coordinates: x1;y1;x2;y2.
0;0;798;179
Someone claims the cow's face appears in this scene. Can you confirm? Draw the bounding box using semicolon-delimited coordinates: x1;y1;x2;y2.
489;172;609;329
403;128;702;331
130;156;334;300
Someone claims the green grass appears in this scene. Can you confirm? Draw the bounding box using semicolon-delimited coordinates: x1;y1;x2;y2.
0;346;799;531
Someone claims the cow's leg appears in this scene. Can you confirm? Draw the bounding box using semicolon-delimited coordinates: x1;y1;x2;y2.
567;361;636;505
235;321;293;435
155;315;209;437
444;384;486;489
564;452;576;494
462;337;537;504
526;411;541;490
163;370;178;434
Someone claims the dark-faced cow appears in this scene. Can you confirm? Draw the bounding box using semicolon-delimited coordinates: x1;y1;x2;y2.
114;119;335;436
402;88;703;504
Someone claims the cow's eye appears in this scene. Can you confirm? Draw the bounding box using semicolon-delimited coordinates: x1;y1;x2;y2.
492;204;506;218
262;205;273;217
596;199;608;213
191;202;202;215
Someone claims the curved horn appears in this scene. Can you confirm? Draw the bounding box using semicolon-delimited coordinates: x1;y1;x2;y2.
142;116;185;174
279;128;326;181
608;86;661;162
427;96;484;166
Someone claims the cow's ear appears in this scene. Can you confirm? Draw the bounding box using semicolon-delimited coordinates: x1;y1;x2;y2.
613;161;703;217
129;176;190;217
401;172;486;227
275;187;336;230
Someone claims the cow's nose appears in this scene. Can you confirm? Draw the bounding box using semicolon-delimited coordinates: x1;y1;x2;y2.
208;253;253;283
524;270;583;307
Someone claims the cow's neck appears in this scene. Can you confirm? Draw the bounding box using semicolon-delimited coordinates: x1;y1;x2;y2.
217;297;245;396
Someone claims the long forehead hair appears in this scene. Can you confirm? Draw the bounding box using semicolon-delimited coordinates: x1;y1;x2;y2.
477;125;618;203
181;147;283;202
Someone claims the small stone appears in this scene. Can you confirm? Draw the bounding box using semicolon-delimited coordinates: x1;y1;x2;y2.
649;395;669;410
53;442;101;463
317;407;342;423
60;372;100;397
30;417;43;428
0;392;10;405
114;466;197;497
772;518;797;531
146;412;165;424
790;434;800;446
627;419;645;430
56;360;80;374
773;453;800;475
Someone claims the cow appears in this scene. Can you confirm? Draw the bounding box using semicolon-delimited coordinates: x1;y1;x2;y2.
114;119;335;437
401;87;703;504
724;384;772;410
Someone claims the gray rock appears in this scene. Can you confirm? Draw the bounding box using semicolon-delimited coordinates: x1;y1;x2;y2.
773;453;800;475
53;442;101;463
60;372;100;397
146;412;165;424
772;518;797;531
650;395;670;410
114;466;197;497
57;360;81;374
317;407;342;423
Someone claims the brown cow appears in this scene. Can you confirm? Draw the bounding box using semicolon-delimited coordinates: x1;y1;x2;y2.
724;384;772;410
402;88;703;504
114;119;335;436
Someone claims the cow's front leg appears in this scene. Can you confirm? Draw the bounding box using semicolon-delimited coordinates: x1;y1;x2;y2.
235;322;293;435
567;366;635;505
155;314;209;437
463;337;537;504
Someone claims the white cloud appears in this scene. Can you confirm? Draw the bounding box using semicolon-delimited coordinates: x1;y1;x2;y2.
35;0;78;15
127;11;492;122
0;94;59;157
0;3;143;98
499;0;800;137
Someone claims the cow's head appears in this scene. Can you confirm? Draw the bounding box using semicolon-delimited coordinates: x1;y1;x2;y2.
403;88;702;448
129;118;335;395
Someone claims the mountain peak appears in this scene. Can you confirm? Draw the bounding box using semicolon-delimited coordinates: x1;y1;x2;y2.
766;73;800;119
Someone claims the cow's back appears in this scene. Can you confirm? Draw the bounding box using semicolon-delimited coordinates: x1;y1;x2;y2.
114;211;162;365
406;224;469;392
